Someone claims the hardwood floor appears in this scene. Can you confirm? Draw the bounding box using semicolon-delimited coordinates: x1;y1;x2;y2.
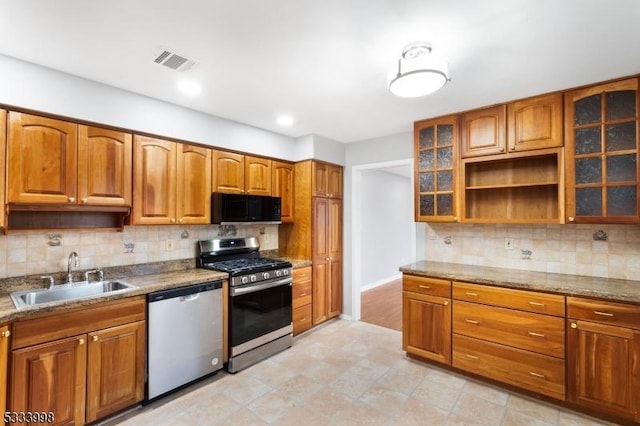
360;278;402;331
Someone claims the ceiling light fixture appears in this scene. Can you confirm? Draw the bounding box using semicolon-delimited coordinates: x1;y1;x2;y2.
177;80;201;95
388;42;450;98
276;115;294;126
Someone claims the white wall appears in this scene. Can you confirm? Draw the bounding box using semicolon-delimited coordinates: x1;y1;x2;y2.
359;170;413;289
343;131;414;318
0;54;296;160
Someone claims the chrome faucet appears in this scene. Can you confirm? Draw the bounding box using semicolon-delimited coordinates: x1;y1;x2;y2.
67;251;79;284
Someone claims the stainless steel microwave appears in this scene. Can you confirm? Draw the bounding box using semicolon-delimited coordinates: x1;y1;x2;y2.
211;193;282;224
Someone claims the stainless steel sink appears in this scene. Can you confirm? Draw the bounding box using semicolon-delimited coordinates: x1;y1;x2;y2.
10;280;137;309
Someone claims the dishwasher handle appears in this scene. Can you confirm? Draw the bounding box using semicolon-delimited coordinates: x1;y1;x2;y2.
148;280;222;303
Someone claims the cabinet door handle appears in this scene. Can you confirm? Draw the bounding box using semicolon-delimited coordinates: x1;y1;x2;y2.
299;292;307;297
527;331;545;338
1;330;10;338
529;371;546;379
499;147;505;152
465;354;479;360
419;285;431;290
528;301;545;307
170;218;176;223
570;322;577;329
68;197;76;203
443;300;449;306
81;197;88;203
465;292;479;297
92;335;99;342
79;338;85;345
594;310;614;317
465;319;479;325
568;216;575;222
509;145;515;151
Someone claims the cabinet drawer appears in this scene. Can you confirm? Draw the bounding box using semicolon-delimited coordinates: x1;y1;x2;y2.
293;266;312;282
293;305;312;335
453;301;565;358
293;279;312;309
567;297;640;330
453;282;565;316
12;297;146;349
453;334;565;400
403;274;451;298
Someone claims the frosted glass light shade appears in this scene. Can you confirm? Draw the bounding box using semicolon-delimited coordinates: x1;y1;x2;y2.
388;46;449;97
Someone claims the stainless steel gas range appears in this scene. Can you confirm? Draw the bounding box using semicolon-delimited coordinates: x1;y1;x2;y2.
197;237;293;373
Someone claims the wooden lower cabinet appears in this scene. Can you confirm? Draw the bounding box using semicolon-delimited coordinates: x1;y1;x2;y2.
9;298;145;425
1;324;10;422
567;297;640;422
292;266;313;335
11;335;87;425
86;321;145;423
402;275;451;364
453;334;565;400
451;281;566;400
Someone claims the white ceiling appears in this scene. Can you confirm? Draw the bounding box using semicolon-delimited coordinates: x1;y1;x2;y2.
1;0;639;143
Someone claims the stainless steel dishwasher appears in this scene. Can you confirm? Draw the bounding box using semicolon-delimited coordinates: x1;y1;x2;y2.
146;280;223;402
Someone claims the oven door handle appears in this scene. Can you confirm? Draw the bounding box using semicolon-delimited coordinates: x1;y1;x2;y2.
231;278;292;296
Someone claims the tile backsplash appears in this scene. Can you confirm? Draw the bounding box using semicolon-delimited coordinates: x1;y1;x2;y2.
0;224;279;279
424;223;640;281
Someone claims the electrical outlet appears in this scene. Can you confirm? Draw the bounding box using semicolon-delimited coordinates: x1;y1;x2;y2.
166;239;175;251
504;238;514;250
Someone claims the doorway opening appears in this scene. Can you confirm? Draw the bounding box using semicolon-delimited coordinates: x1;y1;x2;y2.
351;159;416;330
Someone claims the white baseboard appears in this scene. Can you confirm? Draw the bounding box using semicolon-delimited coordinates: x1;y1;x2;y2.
360;273;402;293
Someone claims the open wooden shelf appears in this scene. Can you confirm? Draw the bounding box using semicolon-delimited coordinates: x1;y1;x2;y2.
462;149;563;223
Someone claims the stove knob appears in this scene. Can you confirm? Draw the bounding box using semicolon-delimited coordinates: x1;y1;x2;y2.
241;276;249;284
275;270;282;277
283;269;289;276
250;275;257;283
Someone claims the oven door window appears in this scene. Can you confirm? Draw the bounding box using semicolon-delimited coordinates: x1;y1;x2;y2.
230;282;292;347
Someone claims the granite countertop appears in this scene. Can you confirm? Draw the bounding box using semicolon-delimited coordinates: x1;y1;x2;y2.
0;267;228;323
0;254;313;324
400;260;640;304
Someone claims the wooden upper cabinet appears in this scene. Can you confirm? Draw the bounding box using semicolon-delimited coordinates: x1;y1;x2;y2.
245;155;272;195
564;78;639;223
461;105;506;158
132;136;177;225
176;144;211;224
414;116;458;222
327;164;343;198
312;161;342;198
272;160;294;222
212;150;245;194
77;125;132;206
507;93;563;153
7;112;77;204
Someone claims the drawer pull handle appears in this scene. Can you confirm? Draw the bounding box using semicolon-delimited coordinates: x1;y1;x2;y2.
419;285;431;289
594;311;614;317
529;372;546;379
528;301;545;307
465;292;479;297
527;331;545;338
299;293;307;296
465;354;479;360
465;319;479;325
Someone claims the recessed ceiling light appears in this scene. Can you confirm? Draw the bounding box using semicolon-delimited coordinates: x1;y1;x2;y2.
177;80;201;95
276;115;294;126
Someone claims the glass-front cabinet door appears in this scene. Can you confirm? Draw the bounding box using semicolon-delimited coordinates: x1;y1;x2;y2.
414;116;458;222
565;78;639;223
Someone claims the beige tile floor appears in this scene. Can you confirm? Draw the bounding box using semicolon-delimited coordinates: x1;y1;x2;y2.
103;319;618;426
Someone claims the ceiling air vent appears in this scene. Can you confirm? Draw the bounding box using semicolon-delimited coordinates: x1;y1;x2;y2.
153;49;197;72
